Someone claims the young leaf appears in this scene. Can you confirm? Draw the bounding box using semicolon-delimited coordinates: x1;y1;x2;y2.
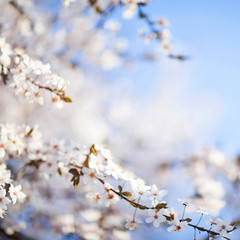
60;95;72;103
118;185;123;193
68;168;80;177
122;191;132;197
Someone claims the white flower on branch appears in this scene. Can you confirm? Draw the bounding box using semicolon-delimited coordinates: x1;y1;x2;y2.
206;216;217;226
103;191;119;207
0;38;71;107
0;122;236;239
163;208;178;223
9;184;26;204
0;143;5;158
125;218;142;230
86;192;102;206
82;167;102;184
178;198;194;208
209;218;234;238
145;209;166;227
0;164;12;186
105;162;122;180
167;218;188;232
148;184;168;203
88;153;105;174
131;178;150;201
0;38;12;74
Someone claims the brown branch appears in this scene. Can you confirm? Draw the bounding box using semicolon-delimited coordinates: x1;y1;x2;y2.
96;174;233;239
137;4;189;61
188;223;231;240
31;80;65;98
95;177;233;239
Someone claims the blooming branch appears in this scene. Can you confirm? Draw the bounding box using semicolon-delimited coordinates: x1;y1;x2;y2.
0;123;236;239
0;38;71;107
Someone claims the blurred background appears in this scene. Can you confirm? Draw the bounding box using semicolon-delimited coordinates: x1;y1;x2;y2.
0;0;240;239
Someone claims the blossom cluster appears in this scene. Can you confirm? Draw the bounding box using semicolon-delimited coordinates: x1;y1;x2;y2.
138;25;172;55
62;0;178;57
0;123;237;239
206;217;234;239
57;144;236;239
0;164;26;218
0;38;71;107
63;0;149;18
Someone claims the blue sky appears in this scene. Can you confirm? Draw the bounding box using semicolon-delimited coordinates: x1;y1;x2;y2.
115;0;240;154
150;0;240;153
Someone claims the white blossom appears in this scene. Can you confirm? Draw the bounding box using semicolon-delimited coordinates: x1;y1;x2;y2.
125;218;142;230
148;184;168;203
167;219;188;232
145;209;166;227
0;164;12;186
210;218;234;238
9;184;26;204
163;208;177;223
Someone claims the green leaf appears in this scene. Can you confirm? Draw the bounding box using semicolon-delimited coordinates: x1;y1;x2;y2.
129;202;137;208
57;167;62;176
60;95;72;103
71;176;80;188
118;185;123;193
122;191;132;197
90;144;97;155
26;128;34;137
155;203;167;209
